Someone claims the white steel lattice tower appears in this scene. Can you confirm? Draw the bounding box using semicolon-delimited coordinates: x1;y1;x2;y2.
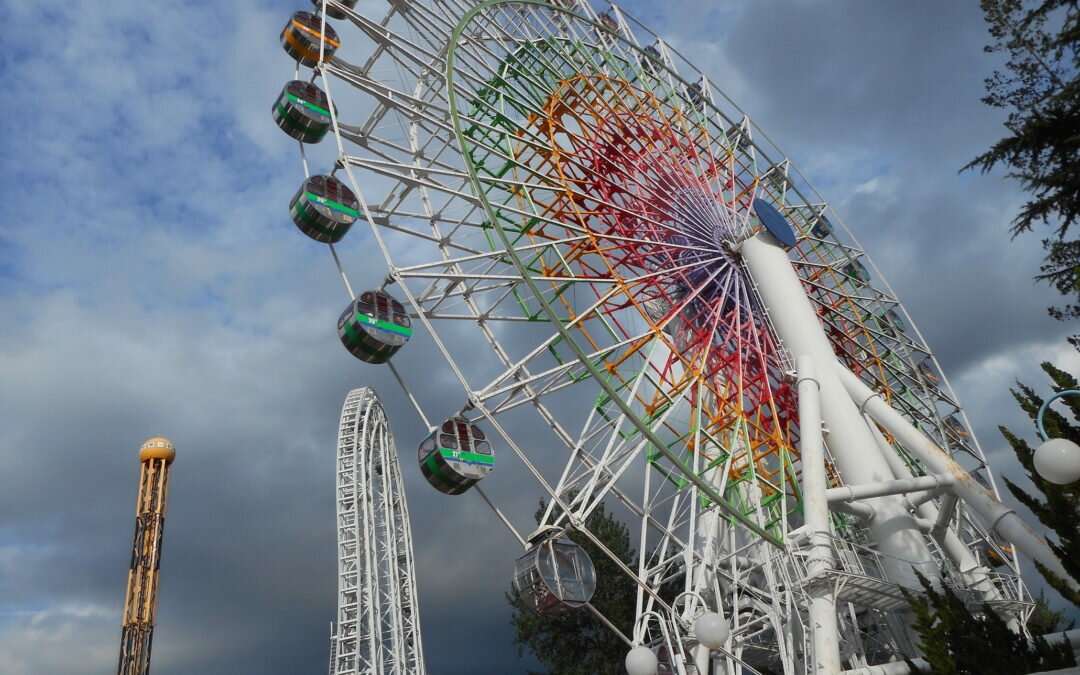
331;388;426;675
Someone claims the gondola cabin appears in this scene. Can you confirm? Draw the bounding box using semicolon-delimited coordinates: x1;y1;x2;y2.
916;359;939;383
548;0;576;27
289;174;359;243
338;290;412;364
418;417;494;495
272;80;334;144
513;532;597;616
811;214;833;238
657;643;696;675
685;81;704;108
597;11;619;33
281;11;340;67
986;541;1015;568
944;414;968;437
642;294;671;327
640;44;662;77
843;259;870;285
311;0;357;20
642;287;684;335
870;311;897;338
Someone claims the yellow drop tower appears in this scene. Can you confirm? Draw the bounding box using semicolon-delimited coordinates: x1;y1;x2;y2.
117;437;176;675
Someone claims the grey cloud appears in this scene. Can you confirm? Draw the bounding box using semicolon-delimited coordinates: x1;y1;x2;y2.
4;0;1079;673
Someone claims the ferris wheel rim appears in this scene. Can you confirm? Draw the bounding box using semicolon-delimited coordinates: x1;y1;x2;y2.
442;0;788;546
281;4;1026;655
301;0;997;540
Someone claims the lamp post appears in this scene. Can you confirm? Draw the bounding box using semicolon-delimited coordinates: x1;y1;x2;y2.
1033;390;1080;485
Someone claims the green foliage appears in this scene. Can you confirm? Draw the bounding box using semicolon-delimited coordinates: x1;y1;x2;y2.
1000;361;1080;606
1027;590;1073;635
966;0;1080;328
906;359;1080;671
904;572;1075;674
507;498;637;675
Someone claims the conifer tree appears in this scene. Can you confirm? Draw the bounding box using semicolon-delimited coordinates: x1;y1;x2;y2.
999;361;1080;606
507;498;637;675
905;573;1074;673
966;0;1080;338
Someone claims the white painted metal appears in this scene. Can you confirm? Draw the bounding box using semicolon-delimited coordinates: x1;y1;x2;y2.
289;1;1046;672
825;475;954;504
838;367;1079;593
864;417;1008;611
796;356;841;675
741;232;938;592
840;660;928;675
331;388;426;675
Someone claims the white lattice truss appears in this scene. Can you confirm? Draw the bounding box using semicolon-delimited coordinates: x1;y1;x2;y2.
331;388;426;675
291;1;1067;672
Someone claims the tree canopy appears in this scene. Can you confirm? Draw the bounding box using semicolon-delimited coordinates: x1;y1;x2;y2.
507;499;637;675
905;572;1074;674
967;0;1080;327
999;361;1080;606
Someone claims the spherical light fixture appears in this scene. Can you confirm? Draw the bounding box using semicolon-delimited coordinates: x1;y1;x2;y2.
1033;390;1080;485
625;645;658;675
1034;437;1080;485
694;612;730;650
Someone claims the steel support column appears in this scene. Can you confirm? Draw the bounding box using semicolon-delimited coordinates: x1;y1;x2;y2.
740;232;939;591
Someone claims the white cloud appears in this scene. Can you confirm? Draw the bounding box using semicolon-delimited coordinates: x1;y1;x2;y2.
2;0;1078;672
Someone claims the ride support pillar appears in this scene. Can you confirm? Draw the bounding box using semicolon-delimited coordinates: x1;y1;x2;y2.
796;356;842;674
740;232;940;592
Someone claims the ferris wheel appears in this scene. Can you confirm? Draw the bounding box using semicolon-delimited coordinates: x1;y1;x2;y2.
274;1;1070;673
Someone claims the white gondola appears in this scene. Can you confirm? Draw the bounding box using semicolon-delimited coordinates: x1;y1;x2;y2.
513;530;597;616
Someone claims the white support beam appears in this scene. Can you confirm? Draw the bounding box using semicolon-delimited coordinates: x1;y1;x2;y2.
932;493;959;540
741;233;939;591
796;356;842;675
841;659;929;675
864;420;1010;614
905;487;946;510
838;365;1079;592
825;474;954;504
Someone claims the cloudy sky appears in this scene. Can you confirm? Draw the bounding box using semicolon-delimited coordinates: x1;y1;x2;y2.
1;0;1077;673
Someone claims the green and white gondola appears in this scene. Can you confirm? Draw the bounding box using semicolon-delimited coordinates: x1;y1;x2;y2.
418;418;494;495
337;290;412;364
289;174;358;244
272;80;334;144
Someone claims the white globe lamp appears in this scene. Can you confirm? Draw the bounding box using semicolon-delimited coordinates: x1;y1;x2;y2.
1034;437;1080;485
694;612;730;650
1033;390;1080;485
625;645;658;675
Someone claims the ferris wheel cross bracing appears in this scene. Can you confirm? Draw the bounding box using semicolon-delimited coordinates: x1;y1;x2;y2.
272;0;1058;672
